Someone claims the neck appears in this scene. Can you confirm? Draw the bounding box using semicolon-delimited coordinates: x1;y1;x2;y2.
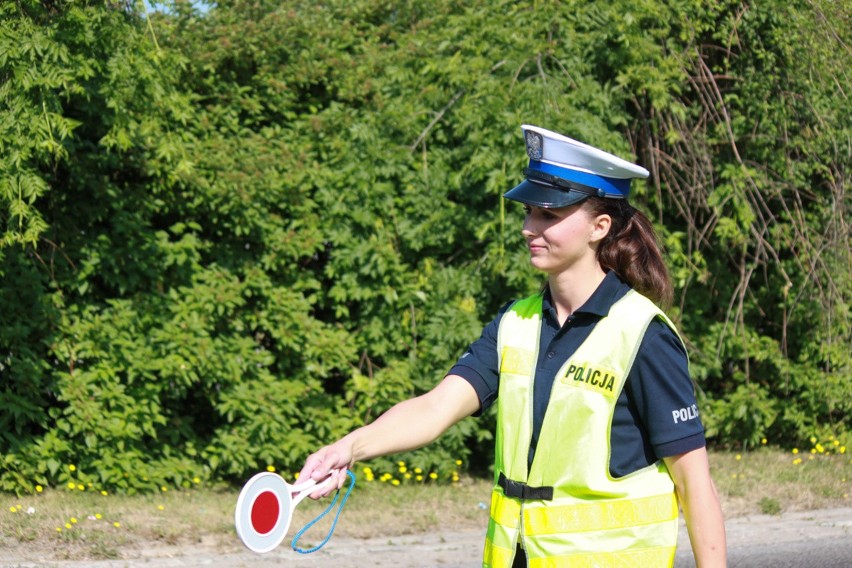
547;263;607;325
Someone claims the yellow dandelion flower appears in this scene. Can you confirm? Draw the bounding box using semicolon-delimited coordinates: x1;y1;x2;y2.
69;465;76;472
833;440;840;446
160;486;168;492
397;461;405;467
808;455;815;460
455;460;462;466
113;522;120;528
429;472;438;480
35;485;43;493
840;447;846;454
404;473;412;479
56;527;62;533
101;490;108;496
810;449;817;454
793;458;802;465
76;484;84;491
452;473;459;482
70;517;78;524
67;482;75;489
792;448;799;454
391;479;400;486
362;467;372;475
416;475;423;482
266;465;275;472
735;454;742;461
293;472;300;480
95;513;102;520
157;505;165;511
9;507;17;513
398;465;407;473
816;443;825;453
414;467;422;474
65;523;72;529
761;438;767;445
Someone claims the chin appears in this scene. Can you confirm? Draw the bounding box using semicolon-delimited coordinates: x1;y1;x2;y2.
529;259;555;273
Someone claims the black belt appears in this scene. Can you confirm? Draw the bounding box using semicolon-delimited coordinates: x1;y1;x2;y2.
497;472;554;501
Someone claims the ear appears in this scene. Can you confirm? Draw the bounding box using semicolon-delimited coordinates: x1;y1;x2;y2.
589;214;612;243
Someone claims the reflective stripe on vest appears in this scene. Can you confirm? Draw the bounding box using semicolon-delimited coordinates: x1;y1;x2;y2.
483;290;682;568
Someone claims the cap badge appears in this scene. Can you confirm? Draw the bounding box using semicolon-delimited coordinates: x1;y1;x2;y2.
524;130;543;160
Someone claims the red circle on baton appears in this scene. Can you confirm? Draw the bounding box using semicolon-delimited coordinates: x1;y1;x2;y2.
251;491;279;535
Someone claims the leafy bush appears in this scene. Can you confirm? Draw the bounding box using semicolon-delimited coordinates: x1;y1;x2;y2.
0;0;848;493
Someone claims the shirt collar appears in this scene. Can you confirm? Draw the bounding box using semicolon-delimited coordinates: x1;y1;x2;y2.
541;271;630;320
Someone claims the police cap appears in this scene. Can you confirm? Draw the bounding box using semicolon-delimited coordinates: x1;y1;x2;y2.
503;125;649;208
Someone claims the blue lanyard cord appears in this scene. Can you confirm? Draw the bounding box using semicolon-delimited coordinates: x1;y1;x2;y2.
291;470;356;554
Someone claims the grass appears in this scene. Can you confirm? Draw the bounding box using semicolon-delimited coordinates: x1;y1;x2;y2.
708;448;850;518
1;449;849;562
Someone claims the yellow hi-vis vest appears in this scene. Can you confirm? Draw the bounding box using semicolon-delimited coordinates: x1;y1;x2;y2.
483;290;681;568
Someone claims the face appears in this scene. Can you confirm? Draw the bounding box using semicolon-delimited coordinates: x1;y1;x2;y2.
521;202;609;275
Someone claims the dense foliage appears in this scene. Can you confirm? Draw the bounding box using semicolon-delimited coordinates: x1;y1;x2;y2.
1;0;848;493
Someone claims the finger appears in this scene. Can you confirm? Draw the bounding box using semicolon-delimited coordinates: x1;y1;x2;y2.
336;467;348;490
309;466;349;499
312;445;351;479
300;450;338;499
297;449;328;485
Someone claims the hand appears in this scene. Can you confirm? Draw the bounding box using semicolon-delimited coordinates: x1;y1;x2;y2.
298;437;355;499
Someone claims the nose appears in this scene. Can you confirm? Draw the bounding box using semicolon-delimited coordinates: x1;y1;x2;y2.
522;212;539;239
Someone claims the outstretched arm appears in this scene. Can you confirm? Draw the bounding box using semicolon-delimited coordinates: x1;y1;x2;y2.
298;374;480;496
664;448;727;568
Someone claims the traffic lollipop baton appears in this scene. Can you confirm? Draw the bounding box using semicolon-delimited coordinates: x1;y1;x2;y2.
235;469;355;554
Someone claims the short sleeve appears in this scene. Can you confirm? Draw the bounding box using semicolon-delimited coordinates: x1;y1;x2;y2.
446;302;513;415
629;318;706;458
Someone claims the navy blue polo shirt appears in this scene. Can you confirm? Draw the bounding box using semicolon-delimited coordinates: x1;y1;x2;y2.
449;271;706;478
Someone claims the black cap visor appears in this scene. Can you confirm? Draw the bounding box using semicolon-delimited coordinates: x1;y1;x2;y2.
503;178;592;209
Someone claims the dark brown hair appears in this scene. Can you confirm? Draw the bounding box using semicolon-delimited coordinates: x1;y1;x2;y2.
583;197;673;309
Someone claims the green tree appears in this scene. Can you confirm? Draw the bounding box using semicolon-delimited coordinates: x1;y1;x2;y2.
1;0;848;494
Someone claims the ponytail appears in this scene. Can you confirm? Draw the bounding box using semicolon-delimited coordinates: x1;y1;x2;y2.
584;197;673;310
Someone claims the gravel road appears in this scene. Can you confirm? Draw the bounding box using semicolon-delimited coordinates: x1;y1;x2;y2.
4;507;850;567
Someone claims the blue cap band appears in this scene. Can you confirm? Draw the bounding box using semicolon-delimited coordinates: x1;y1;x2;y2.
528;160;631;198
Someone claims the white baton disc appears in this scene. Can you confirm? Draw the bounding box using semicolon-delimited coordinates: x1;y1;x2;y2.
234;472;291;553
235;470;336;554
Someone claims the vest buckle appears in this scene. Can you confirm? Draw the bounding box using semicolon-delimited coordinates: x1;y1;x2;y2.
498;472;554;501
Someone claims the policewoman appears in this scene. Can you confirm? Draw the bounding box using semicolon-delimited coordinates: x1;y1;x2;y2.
299;126;727;567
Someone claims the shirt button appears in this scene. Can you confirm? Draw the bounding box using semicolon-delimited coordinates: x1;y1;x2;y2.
547;351;555;359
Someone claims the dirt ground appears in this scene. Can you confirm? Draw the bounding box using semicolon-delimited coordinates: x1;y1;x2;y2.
3;507;851;567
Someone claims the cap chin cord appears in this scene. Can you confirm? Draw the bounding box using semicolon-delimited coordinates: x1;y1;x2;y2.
523;168;621;199
291;470;356;554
